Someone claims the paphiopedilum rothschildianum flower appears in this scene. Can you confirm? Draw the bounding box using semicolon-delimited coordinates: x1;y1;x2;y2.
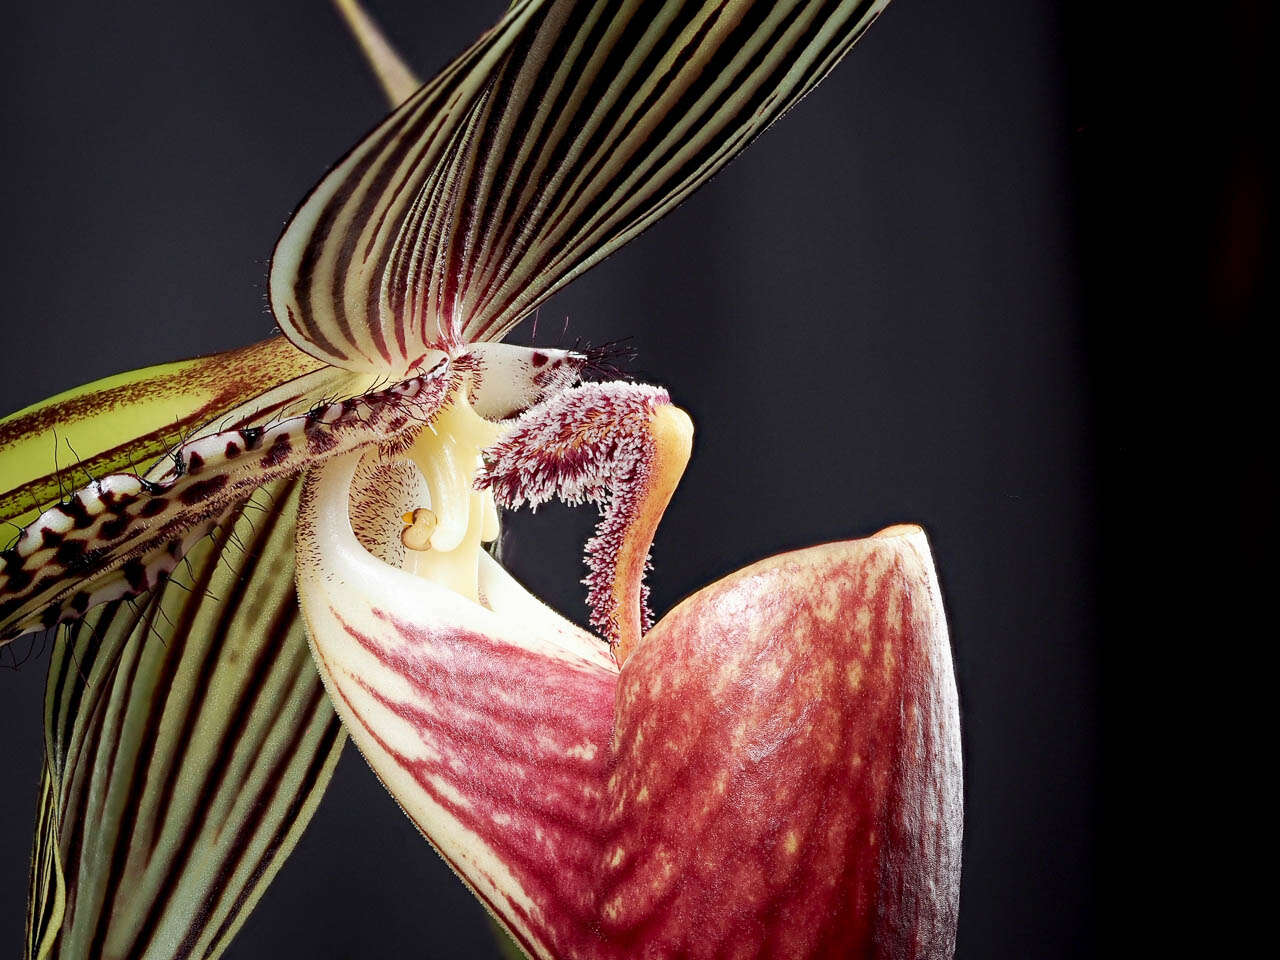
0;2;961;959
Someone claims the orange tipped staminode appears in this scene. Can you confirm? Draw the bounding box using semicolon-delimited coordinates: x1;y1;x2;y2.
477;383;693;661
610;404;692;664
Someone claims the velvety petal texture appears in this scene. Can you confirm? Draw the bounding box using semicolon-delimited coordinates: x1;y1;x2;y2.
297;443;960;960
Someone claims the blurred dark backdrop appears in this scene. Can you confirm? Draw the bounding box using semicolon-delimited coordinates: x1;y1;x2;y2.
0;1;1122;956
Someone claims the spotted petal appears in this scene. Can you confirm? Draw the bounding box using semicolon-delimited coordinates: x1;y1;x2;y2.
271;0;890;371
26;477;344;960
0;356;462;644
0;337;326;531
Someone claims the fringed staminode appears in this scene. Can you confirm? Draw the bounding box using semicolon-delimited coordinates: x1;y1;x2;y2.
477;382;692;660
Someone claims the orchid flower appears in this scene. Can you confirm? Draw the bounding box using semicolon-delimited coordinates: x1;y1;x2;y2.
0;2;961;959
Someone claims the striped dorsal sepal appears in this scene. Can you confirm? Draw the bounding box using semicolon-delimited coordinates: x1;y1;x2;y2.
270;0;892;371
0;361;460;643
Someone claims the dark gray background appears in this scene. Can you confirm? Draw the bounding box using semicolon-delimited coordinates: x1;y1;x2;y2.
1;1;1098;957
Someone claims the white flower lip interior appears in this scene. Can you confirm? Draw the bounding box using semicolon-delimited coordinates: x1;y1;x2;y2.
297;367;694;666
296;440;617;675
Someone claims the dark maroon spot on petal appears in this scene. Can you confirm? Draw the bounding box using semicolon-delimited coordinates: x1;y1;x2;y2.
68;591;90;614
225;441;241;458
40;527;64;549
139;498;169;519
80;546;105;569
98;514;131;540
308;431;339;454
123;558;147;592
187;452;205;474
261;437;293;468
61;497;93;529
6;568;33;593
54;540;87;566
179;475;230;506
531;352;548;367
41;605;60;628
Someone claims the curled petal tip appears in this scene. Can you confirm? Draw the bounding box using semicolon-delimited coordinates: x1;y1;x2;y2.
871;522;926;539
476;383;692;655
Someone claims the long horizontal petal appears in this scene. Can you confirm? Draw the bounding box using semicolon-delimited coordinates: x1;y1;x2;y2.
271;0;890;371
0;337;325;530
27;476;344;960
0;355;458;644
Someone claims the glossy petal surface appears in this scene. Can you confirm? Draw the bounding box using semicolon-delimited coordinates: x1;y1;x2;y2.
298;450;959;960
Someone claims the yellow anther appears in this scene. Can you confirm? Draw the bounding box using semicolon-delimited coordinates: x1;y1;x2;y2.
399;386;504;601
400;507;438;552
